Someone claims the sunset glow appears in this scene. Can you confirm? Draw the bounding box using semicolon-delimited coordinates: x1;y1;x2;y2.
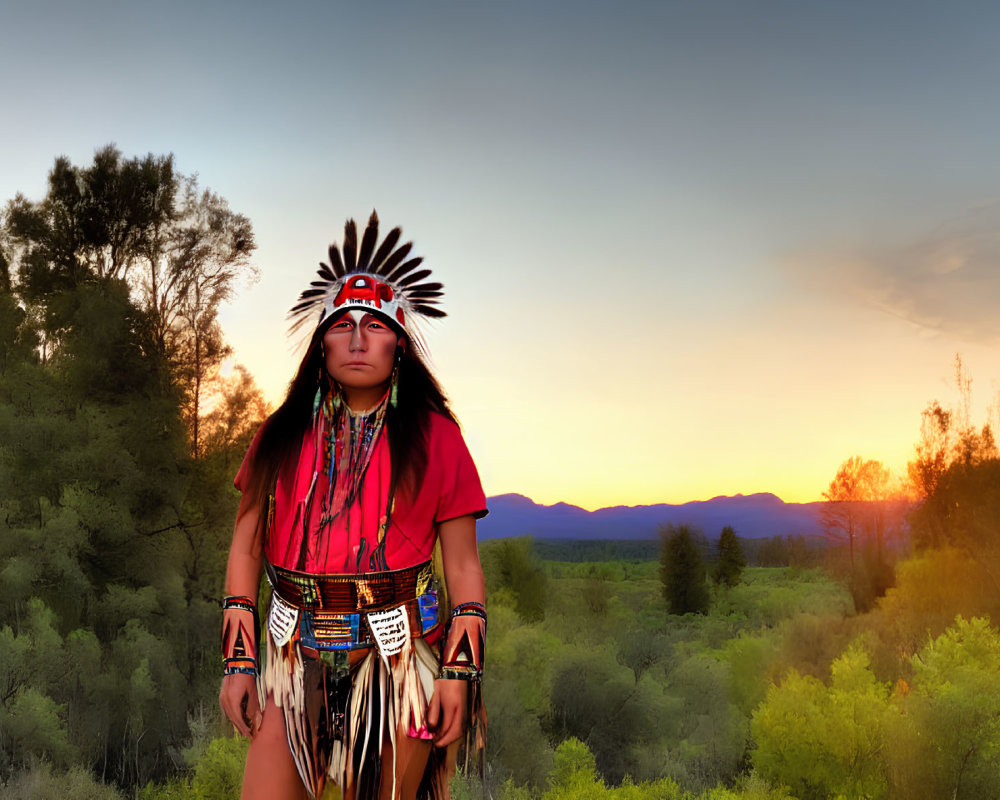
4;1;1000;510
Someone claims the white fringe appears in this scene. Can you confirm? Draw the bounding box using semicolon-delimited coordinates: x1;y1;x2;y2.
264;626;438;798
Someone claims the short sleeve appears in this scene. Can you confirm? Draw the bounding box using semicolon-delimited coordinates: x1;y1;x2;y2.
432;416;488;523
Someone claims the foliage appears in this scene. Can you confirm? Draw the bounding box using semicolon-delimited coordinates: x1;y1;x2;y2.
481;536;548;622
660;525;709;615
821;456;905;611
4;145;258;452
6;154;1000;800
752;640;890;800
885;617;1000;800
2;763;123;800
712;527;745;588
0;150;263;789
190;736;249;800
743;534;824;568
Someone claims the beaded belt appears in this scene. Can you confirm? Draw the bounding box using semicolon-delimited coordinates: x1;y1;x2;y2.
265;560;440;651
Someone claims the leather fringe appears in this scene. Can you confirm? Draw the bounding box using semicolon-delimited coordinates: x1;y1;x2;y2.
264;631;457;800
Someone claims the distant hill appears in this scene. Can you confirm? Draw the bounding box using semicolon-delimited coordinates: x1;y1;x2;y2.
479;492;825;540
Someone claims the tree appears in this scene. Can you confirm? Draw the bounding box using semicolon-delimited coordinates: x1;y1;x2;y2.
907;357;999;550
751;642;891;800
822;456;905;610
160;182;256;456
199;364;269;462
712;526;745;588
660;525;709;615
908;401;953;502
885;617;1000;800
821;456;869;570
6;147;180;319
4;146;257;455
481;537;547;622
0;149;256;788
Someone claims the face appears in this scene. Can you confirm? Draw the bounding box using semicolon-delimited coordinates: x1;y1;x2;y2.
322;310;403;394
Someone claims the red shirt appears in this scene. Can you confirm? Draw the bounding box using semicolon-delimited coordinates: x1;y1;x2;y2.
235;412;487;574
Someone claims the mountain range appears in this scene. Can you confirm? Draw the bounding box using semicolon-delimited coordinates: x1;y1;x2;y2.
478;492;825;540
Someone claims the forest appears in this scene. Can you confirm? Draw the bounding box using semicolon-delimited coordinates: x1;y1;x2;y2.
2;148;1000;800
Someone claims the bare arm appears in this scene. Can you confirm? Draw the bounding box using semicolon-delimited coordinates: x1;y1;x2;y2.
219;493;265;738
426;514;485;746
438;514;486;608
225;493;265;597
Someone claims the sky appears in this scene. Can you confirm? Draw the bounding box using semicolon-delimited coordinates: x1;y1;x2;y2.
3;0;1000;509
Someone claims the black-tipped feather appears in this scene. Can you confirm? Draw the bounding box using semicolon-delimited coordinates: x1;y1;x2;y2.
409;281;442;293
328;245;345;278
357;211;379;270
379;242;413;276
343;220;357;272
289;300;318;314
290;212;446;339
397;268;432;288
369;227;401;270
386;256;423;284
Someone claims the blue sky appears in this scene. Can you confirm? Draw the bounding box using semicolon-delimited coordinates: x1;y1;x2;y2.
4;0;1000;507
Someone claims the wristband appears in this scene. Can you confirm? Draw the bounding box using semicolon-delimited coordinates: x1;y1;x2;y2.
438;601;486;681
222;595;259;677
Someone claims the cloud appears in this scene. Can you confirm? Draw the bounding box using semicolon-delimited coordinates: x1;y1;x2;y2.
787;203;1000;343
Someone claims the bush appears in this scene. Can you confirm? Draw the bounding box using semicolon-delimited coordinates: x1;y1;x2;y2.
191;736;248;800
3;763;122;800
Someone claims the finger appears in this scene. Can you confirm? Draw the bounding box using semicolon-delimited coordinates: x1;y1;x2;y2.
225;702;252;738
221;689;252;738
240;691;258;739
436;715;459;746
248;692;263;737
434;700;459;746
426;690;441;729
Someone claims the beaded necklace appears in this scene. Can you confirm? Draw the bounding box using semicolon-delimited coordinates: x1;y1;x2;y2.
321;389;389;521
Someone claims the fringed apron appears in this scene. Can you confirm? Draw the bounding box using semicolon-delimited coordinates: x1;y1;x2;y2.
260;560;464;800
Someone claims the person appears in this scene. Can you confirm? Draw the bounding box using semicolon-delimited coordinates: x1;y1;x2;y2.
219;212;488;800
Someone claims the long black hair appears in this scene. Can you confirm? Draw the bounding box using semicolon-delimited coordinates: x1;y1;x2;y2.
241;318;456;527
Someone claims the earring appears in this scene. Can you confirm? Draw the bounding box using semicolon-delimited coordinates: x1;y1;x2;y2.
389;348;403;407
313;367;324;417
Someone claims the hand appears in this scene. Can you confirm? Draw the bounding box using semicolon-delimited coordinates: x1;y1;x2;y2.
219;673;262;738
425;678;468;747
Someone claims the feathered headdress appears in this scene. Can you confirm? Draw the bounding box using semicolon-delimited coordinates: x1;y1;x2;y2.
288;210;445;344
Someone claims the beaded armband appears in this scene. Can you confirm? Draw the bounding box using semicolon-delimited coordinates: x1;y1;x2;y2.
221;595;259;677
439;601;486;681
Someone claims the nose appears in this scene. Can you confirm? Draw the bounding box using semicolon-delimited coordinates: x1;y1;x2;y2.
349;325;366;351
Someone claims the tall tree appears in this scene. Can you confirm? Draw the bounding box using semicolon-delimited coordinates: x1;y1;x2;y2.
5;146;177;309
712;526;746;588
822;457;902;567
822;456;904;609
167;183;255;456
4;146;257;454
0;148;259;788
821;456;868;570
659;524;709;615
